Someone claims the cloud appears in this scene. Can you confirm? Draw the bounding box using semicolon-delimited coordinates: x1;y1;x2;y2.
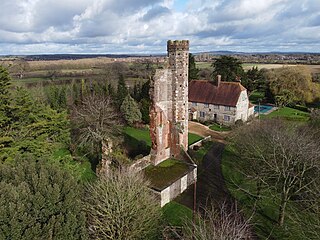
141;6;171;21
0;0;319;54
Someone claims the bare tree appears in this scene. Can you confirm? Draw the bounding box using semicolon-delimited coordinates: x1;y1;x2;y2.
84;169;162;240
71;94;123;172
10;58;30;79
181;203;252;240
232;119;320;226
72;94;121;147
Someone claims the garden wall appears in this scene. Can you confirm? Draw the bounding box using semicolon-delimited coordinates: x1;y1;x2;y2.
153;166;197;207
129;154;151;173
189;136;211;150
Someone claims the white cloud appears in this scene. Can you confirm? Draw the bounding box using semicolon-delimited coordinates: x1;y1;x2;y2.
0;0;319;54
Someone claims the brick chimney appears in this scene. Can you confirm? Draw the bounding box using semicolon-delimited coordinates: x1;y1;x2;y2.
216;75;221;87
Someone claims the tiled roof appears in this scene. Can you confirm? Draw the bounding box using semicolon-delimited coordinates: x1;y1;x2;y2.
188;80;246;107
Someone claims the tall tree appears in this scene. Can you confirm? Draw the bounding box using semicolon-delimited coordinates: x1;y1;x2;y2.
188;53;199;80
116;75;128;107
0;87;70;163
211;56;245;82
233;119;320;226
242;66;267;93
266;66;320;105
71;94;121;158
0;160;88;240
84;169;162;239
0;66;11;129
120;94;142;126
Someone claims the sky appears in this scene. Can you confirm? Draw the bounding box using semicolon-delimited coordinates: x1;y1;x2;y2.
0;0;320;55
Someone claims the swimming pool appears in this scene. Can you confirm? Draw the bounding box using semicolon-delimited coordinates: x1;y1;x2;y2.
254;105;273;114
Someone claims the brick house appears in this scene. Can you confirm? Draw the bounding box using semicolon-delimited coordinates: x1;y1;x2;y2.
188;77;254;125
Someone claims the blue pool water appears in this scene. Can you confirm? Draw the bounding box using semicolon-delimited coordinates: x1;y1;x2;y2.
254;105;273;114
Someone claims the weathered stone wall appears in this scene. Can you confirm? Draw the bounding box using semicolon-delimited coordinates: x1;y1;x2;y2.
154;166;197;207
128;154;151;173
188;90;254;125
150;40;189;165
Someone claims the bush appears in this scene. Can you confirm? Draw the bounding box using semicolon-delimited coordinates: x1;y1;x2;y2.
0;160;88;240
84;169;162;239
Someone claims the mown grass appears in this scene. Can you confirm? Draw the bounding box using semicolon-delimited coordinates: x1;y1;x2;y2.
261;107;310;121
222;145;320;239
249;91;265;104
144;159;190;190
123;127;203;148
162;201;193;226
188;133;203;145
209;123;231;132
188;141;214;166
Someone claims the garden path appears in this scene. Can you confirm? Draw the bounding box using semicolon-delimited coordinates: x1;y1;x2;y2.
188;121;228;143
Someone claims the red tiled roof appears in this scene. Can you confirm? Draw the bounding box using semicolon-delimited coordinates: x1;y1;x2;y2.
188;80;246;107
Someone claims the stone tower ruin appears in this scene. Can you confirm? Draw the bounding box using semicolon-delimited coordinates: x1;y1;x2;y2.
150;40;189;165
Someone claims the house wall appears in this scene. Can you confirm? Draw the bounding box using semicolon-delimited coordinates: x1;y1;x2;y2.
189;90;254;125
188;101;236;125
235;90;251;122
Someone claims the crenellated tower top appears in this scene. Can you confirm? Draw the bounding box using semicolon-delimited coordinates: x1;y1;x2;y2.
167;40;189;52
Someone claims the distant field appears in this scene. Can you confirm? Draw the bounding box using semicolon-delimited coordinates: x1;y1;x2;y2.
242;63;297;70
196;62;320;74
196;62;212;69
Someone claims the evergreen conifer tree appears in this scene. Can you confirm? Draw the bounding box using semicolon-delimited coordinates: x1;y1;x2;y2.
120;94;142;126
0;160;88;239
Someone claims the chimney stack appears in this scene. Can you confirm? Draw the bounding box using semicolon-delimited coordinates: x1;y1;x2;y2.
216;75;221;87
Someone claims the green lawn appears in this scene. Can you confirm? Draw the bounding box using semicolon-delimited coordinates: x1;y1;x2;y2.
144;159;191;190
162;201;193;226
249;91;265;104
262;107;310;121
123;126;152;147
209;123;231;132
188;133;203;145
123;127;203;147
221;145;319;239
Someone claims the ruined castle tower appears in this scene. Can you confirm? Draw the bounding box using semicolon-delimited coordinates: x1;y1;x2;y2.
150;40;189;165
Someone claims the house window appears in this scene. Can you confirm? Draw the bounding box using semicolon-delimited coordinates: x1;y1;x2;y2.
200;112;205;118
192;102;197;106
224;106;231;111
204;103;209;108
214;105;219;110
224;115;231;121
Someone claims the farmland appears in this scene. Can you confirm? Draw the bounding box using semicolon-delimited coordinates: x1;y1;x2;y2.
196;61;320;73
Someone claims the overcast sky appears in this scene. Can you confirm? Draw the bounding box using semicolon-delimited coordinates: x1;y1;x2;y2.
0;0;319;55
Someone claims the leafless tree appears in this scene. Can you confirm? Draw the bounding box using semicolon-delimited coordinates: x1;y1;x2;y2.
84;169;162;240
9;58;30;79
181;203;252;240
72;94;121;142
232;119;320;226
71;93;122;156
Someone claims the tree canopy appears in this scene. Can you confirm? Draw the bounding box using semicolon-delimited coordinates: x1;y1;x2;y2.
0;84;69;163
188;53;199;80
233;119;320;227
266;66;320;105
84;169;162;239
0;160;88;240
120;94;142;126
211;56;245;82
